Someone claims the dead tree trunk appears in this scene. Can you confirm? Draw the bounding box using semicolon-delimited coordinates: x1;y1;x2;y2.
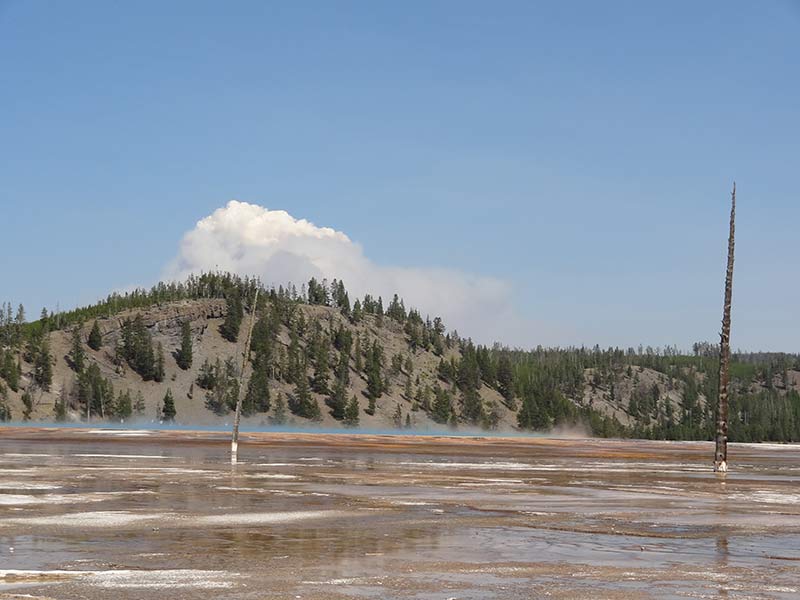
714;183;736;473
231;286;259;466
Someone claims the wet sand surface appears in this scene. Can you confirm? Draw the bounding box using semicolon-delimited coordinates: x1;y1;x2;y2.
0;428;799;599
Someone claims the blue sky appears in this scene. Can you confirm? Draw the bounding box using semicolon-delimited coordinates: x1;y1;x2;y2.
1;1;798;351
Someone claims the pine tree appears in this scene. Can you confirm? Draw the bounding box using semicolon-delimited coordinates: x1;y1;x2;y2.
13;304;25;348
250;310;278;373
162;388;176;422
34;338;53;390
419;384;432;412
307;277;331;305
343;395;360;427
154;342;165;382
270;392;287;425
326;351;350;420
332;323;352;354
21;391;33;420
366;341;384;400
335;281;351;316
196;358;217;389
311;337;330;395
404;376;413;400
176;320;193;370
308;396;321;421
432;386;452;424
388;294;406;322
496;354;514;406
391;353;403;376
1;350;19;391
327;370;347;420
460;388;484;425
289;375;319;420
337;348;351;385
392;403;403;428
121;315;156;380
24;331;41;364
437;358;453;382
457;343;481;392
289;375;307;416
352;299;363;323
115;390;132;420
220;290;243;342
0;304;9;348
76;363;112;419
69;326;86;373
517;393;550;431
88;320;102;351
0;383;11;422
243;358;270;416
204;358;239;415
286;329;302;384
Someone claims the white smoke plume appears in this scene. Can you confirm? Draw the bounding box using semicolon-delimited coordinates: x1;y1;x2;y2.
164;201;542;346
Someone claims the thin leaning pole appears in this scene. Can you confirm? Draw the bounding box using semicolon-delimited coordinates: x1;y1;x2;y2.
714;183;736;473
231;286;260;465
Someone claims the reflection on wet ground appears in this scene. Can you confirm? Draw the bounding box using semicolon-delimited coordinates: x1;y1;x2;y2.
0;429;799;599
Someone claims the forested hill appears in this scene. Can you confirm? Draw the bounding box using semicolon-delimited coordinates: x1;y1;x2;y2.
1;273;799;442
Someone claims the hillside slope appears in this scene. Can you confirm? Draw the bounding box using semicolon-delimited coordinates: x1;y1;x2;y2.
1;274;799;441
2;298;517;430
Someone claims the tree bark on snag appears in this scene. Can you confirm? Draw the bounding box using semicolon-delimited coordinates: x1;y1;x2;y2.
231;286;259;466
714;183;736;473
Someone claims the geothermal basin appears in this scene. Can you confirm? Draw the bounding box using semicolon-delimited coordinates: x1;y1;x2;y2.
0;427;799;599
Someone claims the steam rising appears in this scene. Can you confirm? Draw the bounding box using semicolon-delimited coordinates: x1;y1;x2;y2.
164;201;534;345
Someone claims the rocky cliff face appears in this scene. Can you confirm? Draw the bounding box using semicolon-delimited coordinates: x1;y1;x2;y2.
92;298;227;342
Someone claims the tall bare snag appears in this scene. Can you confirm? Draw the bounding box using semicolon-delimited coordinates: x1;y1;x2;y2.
714;183;736;473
